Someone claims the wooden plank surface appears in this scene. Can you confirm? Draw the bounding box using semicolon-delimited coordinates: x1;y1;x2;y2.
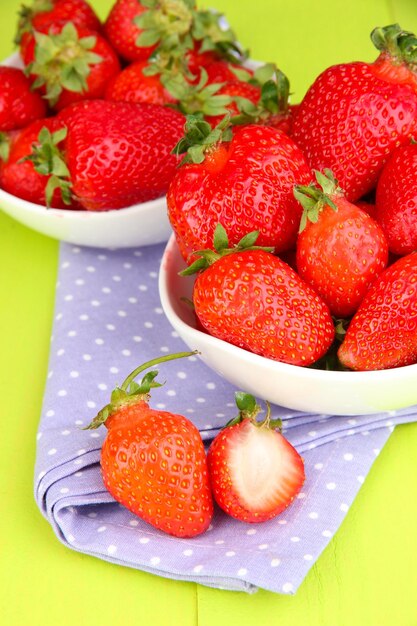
0;1;416;625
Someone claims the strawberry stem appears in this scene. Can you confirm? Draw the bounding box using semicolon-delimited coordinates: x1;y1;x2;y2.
225;392;282;430
371;24;417;68
293;169;341;232
84;350;199;430
172;114;233;165
25;22;103;106
164;69;233;118
21;125;72;207
120;350;198;391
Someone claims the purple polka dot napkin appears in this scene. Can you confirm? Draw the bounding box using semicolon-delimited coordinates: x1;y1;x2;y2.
35;242;417;595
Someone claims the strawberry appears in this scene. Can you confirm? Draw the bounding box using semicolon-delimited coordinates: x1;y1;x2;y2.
294;170;389;318
207;392;305;523
85;352;213;538
183;226;335;366
15;0;101;50
104;0;244;72
338;252;417;370
168;117;313;262
28;99;185;210
105;61;177;106
0;66;46;131
291;24;417;201
375;140;417;256
103;0;158;63
22;21;121;111
0;118;76;208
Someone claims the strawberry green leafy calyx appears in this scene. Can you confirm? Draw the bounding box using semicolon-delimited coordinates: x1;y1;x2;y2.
230;64;291;125
190;7;246;64
225;392;282;431
0;132;11;162
84;351;198;430
23;125;72;206
370;24;417;91
14;0;53;44
165;64;290;127
25;21;103;105
162;69;233;118
180;224;274;276
294;169;342;232
134;0;195;50
135;0;245;65
172;114;233;165
371;24;417;69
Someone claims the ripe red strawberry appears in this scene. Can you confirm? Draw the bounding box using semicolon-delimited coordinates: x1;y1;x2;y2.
28;100;185;210
291;24;417;201
103;0;158;63
168;118;313;262
0;66;46;131
294;170;389;318
207;392;305;523
183;226;335;366
16;0;101;52
0;118;76;208
22;21;121;111
85;352;213;538
338;252;417;370
105;61;177;106
375;141;417;256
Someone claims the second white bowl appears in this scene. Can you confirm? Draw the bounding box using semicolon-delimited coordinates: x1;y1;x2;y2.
158;234;417;416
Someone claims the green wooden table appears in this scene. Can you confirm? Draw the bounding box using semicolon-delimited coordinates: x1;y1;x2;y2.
1;1;416;624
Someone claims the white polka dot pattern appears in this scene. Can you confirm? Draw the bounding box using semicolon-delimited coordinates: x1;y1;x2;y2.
34;243;417;595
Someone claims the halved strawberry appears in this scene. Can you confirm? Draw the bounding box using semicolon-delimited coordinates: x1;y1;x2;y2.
207;393;305;523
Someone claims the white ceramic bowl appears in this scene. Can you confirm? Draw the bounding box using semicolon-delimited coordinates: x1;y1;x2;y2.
0;188;171;248
0;53;172;248
159;235;417;416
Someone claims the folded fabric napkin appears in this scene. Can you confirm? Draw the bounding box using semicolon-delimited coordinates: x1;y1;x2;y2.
35;241;417;595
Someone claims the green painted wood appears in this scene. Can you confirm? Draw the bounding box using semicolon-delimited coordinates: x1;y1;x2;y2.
0;1;416;625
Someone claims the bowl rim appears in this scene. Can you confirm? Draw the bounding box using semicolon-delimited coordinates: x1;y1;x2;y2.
0;186;167;220
159;233;417;383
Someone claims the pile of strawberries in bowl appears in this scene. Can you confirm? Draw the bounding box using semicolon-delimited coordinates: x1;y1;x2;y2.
0;0;265;246
1;0;416;397
155;16;416;413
